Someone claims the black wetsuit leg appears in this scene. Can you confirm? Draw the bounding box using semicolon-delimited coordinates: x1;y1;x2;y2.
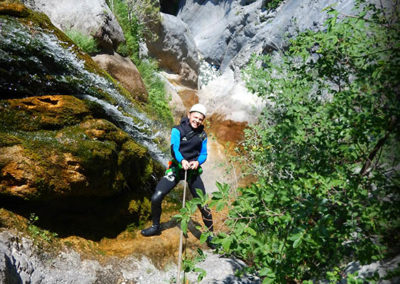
151;175;179;225
188;174;214;231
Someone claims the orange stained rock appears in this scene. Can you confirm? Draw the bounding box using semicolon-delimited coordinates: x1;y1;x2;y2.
0;2;29;17
8;95;88;113
0;145;40;198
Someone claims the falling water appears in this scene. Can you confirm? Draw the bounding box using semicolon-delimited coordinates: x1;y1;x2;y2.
0;17;168;164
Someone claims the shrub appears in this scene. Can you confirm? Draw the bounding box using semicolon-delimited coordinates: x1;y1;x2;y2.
109;0;172;126
65;29;99;54
180;1;400;282
137;59;173;126
227;1;400;282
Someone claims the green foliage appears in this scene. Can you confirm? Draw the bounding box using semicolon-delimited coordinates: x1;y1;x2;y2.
65;29;99;54
28;213;58;242
264;0;284;10
109;0;172;126
219;1;400;282
109;0;160;60
111;0;141;60
183;248;207;282
137;59;173;126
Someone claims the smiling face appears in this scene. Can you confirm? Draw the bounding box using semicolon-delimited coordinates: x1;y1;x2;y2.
188;112;205;129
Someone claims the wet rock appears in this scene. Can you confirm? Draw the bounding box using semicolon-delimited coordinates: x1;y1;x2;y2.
0;4;164;203
0;95;160;200
22;0;125;52
92;52;148;102
146;13;200;88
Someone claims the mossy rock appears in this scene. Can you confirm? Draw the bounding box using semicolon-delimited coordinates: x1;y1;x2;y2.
0;2;140;110
0;2;29;17
0;1;166;238
0;95;91;132
0;95;163;200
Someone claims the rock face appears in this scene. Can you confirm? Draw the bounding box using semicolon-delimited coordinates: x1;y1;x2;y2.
0;230;124;283
0;228;262;284
22;0;125;52
146;13;200;88
92;52;149;102
178;0;356;73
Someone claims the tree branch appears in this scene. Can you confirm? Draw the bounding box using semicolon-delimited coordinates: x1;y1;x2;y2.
360;116;398;176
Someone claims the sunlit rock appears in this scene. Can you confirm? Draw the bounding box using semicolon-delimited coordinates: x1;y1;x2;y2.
22;0;125;52
92;52;149;103
146;13;200;88
0;96;161;200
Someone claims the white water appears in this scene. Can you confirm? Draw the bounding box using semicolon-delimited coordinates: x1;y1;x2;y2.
198;67;264;123
82;95;168;164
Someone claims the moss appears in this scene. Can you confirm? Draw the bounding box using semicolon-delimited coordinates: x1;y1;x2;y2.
0;96;91;132
127;197;151;226
0;132;22;147
121;139;147;158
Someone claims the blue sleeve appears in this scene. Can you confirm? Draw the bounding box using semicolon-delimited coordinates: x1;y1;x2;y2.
171;128;184;162
197;138;208;165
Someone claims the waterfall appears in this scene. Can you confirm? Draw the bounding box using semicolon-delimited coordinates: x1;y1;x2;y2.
0;17;168;164
82;95;168;164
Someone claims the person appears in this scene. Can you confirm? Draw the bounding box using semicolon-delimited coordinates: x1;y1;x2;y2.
141;104;214;243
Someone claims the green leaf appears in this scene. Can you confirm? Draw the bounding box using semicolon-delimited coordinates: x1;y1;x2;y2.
181;221;188;234
216;201;225;211
222;238;232;251
293;237;303;248
200;233;208;244
245;227;257;236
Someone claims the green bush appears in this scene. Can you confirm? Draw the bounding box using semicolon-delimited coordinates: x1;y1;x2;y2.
110;0;172;126
178;1;400;283
65;29;99;54
230;1;400;282
137;59;173;126
111;0;141;60
264;0;284;10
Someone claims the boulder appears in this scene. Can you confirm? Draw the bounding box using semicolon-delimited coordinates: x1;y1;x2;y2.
92;52;148;102
146;13;200;88
22;0;125;53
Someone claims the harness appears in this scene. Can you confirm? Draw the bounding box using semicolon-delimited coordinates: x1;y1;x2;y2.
164;159;203;181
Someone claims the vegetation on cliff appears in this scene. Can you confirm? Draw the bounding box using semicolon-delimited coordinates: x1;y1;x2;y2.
108;0;173;126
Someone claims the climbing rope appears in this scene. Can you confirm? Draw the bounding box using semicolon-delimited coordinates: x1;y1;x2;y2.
177;170;187;284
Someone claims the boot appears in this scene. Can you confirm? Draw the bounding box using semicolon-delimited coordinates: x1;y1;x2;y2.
206;235;217;249
141;224;161;236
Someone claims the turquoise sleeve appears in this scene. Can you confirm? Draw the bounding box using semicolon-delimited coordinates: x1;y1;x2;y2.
171;128;184;162
197;138;208;165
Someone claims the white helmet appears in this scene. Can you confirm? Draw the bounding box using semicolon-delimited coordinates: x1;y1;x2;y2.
189;104;207;117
